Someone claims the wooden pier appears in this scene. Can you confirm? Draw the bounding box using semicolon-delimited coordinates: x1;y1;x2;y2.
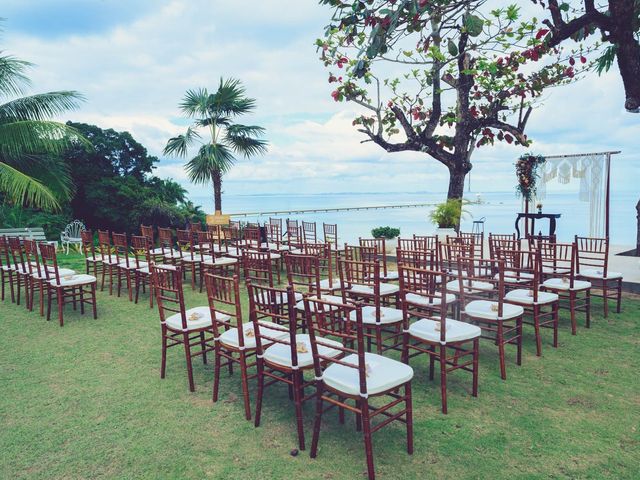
228;202;438;218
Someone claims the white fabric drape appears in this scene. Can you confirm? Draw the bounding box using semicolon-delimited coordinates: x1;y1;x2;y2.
536;153;609;237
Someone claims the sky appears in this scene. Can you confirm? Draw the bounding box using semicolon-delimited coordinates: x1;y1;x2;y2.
2;0;638;203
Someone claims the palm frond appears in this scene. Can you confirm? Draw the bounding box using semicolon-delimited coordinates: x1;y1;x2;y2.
184;142;236;184
0;54;32;98
210;78;257;117
179;88;210;118
6;153;74;201
163;127;201;158
224;124;268;158
0;120;86;158
0;161;61;210
0;91;85;123
195;116;230;128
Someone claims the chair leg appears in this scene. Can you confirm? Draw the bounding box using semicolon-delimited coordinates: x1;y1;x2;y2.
80;286;85;314
39;280;45;317
602;282;609;318
126;271;133;302
569;293;577;335
212;346;221;402
292;371;306;450
183;332;195;392
439;344;448;414
497;322;506;380
552;302;559;348
405;382;413;455
472;338;479;397
616;279;622;313
91;284;97;319
516;317;523;366
46;285;52;321
310;385;324;459
254;358;264;426
57;289;64;327
533;305;542;357
585;290;591;328
361;398;376;480
160;326;168;379
239;352;251;420
199;332;207;364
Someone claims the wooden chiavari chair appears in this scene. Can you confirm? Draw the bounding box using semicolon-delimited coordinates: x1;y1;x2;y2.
152;264;213;392
286;220;303;250
200;230;239;280
176;229;210;290
537;242;591;335
359;237;398;281
263;223;289;253
40;242;97;327
249;283;343;450
459;231;484;259
97;230;118;294
303;242;338;293
130;235;154;308
0;236;15;302
412;234;438;250
457;257;524;380
397;237;427;252
303;296;414;480
399;265;479;414
499;249;560;356
339;257;403;354
242;250;276;288
575;236;622;318
113;232;147;301
488;233;518;259
302;220;317;243
80;230;101;278
396;248;435;270
7;237;30;307
158;227;182;267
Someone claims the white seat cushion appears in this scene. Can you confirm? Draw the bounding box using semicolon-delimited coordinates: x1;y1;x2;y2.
404;292;456;307
381;270;399;280
203;256;238;267
323;352;413;396
543;278;592;291
543;266;571;275
263;334;342;368
295;294;343;311
138;263;177;274
84;257;101;263
579;268;623;280
361;305;403;325
49;273;97;287
464;300;524;321
162;250;183;259
495;271;534;284
165;306;216;331
119;260;149;269
409;318;481;344
1;265;14;271
505;289;559;305
262;242;291;252
446;279;494;293
218;321;288;350
348;283;399;296
101;255;120;265
319;278;341;291
33;267;76;280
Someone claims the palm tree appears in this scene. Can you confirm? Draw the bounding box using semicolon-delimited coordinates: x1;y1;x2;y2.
164;78;267;214
0;49;86;211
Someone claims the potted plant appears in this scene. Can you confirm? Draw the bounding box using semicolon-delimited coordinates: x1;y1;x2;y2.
371;226;400;253
429;199;468;239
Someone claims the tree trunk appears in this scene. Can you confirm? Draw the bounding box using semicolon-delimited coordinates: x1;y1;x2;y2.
446;166;469;232
212;168;223;214
609;0;640;112
636;198;640;255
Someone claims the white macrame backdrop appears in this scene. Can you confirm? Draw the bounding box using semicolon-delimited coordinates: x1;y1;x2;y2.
535;153;609;237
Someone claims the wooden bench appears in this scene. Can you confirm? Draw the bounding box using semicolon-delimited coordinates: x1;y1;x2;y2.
0;227;58;248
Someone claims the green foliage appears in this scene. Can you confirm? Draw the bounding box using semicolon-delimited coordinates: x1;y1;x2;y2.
0;203;71;239
371;226;400;239
0;30;86;211
429;199;468;228
515;153;546;202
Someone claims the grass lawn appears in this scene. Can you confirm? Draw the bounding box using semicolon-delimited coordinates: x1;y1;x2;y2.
1;252;639;479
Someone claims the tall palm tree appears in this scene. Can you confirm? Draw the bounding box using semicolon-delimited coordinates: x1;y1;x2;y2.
164;78;267;214
0;49;86;211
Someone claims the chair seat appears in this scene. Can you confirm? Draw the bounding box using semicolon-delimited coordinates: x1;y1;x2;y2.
261;242;291;252
295;294;343;311
84;257;102;263
495;271;534;284
361;305;403;325
404;292;456;307
323;352;413;396
165;306;216;331
543;266;571;275
49;273;97;287
219;321;288;350
579;268;623;280
181;255;213;263
250;291;303;306
464;300;524;321
101;255;120;265
263;334;342;369
150;247;165;255
319;278;341;291
446;279;494;293
543;278;592;291
381;270;399;281
33;268;76;280
203;256;238;267
409;318;481;344
162;250;183;259
119;260;149;269
348;282;399;296
505;289;559;305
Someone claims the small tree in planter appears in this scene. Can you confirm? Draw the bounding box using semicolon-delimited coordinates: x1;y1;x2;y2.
429;199;468;238
371;226;400;239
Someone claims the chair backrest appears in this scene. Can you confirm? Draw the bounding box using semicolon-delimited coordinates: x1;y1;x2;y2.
339;257;381;320
269;217;283;230
195;231;213;256
536;241;576;285
286;223;302;248
247;281;295;360
264;223;283;246
7;236;26;272
112;233;131;268
97;230;112;261
302;242;334;285
158;227;174;254
344;244;377;263
205;273;245;346
302;221;317;243
413;234;438;250
176;229;198;261
80;230;98;261
399;265;450;342
439;240;473;274
131;235;151;269
23;239;41;277
222;224;241;245
242;250;274;286
38;242;61;284
323;223;338;247
63;220;86;239
488;233;519;259
398;237;427;252
140;224;155;245
189;222;203;233
574;236;608;276
359;237;390;276
0;236;11;270
456;257;505;313
243;227;261;250
493;247;542;297
396;247;435;270
303;297;369;395
151;264;186;327
459;231;484;258
285;253;323;295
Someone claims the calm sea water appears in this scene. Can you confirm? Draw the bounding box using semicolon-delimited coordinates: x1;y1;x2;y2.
192;191;638;246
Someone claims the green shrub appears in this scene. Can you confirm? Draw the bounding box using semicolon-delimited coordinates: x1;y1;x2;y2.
371;226;400;239
428;199;469;229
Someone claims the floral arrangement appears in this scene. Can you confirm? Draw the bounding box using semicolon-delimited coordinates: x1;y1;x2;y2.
515;154;546;202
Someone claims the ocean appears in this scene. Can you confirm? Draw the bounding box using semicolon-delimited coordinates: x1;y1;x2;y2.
192;191;638;246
